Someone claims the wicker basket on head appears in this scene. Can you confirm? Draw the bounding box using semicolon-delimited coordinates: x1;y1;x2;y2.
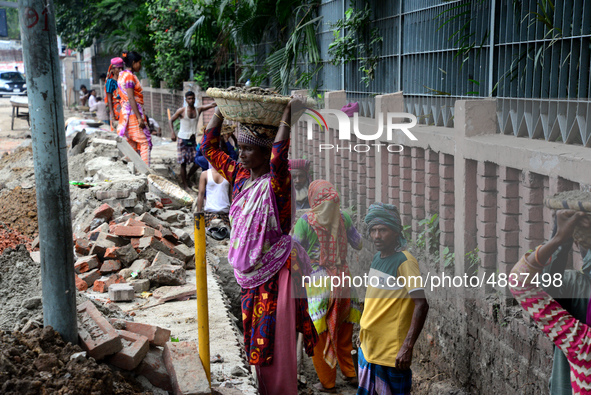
544;191;591;249
207;87;290;127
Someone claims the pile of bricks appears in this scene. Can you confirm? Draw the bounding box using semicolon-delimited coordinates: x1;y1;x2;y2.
73;202;196;300
78;301;209;394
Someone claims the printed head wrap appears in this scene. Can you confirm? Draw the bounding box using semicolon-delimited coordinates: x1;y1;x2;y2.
237;123;276;148
364;202;407;251
110;57;124;68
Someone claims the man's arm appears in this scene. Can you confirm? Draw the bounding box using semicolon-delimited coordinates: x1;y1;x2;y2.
395;290;429;371
169;107;184;141
196;171;207;212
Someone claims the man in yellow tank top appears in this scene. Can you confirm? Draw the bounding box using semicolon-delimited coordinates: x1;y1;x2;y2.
358;202;429;395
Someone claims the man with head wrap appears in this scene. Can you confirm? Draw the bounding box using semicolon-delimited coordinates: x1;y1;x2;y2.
357;202;429;395
290;159;312;209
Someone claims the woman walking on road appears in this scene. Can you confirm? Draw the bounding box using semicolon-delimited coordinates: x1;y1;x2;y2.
116;51;152;165
201;97;318;395
293;180;363;393
106;57;123;130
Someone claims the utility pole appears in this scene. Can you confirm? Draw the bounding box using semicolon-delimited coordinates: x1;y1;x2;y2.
18;0;77;344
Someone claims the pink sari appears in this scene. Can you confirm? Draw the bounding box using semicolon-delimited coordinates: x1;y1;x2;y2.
228;173;292;289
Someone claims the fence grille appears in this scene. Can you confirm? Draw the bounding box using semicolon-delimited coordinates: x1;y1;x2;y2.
311;0;591;146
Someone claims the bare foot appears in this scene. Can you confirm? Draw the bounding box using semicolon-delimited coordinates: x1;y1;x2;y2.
313;382;336;393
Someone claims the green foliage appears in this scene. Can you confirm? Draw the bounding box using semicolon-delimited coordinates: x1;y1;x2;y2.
170;336;179;342
442;246;455;268
3;0;19;40
465;247;480;272
416;214;440;255
328;1;383;87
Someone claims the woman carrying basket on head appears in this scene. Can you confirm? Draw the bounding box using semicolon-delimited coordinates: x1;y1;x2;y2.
116;51;152;165
105;57;123;131
201;95;318;395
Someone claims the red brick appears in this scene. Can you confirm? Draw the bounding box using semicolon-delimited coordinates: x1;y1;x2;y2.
112;226;155;238
522;171;544;188
441;178;455;193
75;274;88;291
522;205;543;222
123;321;171;346
498;166;521;182
437;152;451;165
400;167;412;180
367;189;376;199
439;218;455;233
388;188;399;199
400;155;411;167
93;274;125;293
104;247;118;259
477;206;496;222
411;207;425;219
75;255;99;274
477;175;496;192
478;236;497;253
478;222;496;238
522;221;545;240
439;231;454;246
440;206;455;220
522;187;544;205
477;190;496;208
93;203;115;220
79;269;101;287
412;182;425;196
130;238;141;250
499;231;520;248
399;204;411;215
425;187;439;201
163;342;210;395
426;199;439;214
499;197;519;214
401;180;412;192
425;174;440;189
107;330;149;370
411;157;425;170
500;214;519;231
426;161;439;174
425;149;438;161
366;178;376;188
477;161;497;177
124;219;147;228
499;181;519;199
77;301;123;360
158;226;178;243
135;347;173;391
160;237;178;252
411;171;425;184
75;238;91;255
439;164;454;179
479;251;497;268
100;260;122;274
441;192;455;206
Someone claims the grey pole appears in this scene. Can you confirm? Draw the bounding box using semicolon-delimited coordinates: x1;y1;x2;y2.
18;0;77;344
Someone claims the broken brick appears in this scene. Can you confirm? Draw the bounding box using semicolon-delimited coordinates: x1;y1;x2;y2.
75;238;91;255
93;274;125;293
119;268;133;279
125;321;171;347
93;203;115;220
129;259;150;273
112;225;156;238
104;247;118;259
135;347;173;392
138;212;163;229
113;213;137;224
95;189;130;201
75;274;88;291
74;255;99;274
108;283;135;302
130;238;141;250
163;341;209;395
115;244;139;267
140;264;186;286
79;269;101;287
124;218;147;228
173;244;195;263
107;330;149;370
100;260;122;274
128;278;150;293
77;301;123;360
152;252;183;267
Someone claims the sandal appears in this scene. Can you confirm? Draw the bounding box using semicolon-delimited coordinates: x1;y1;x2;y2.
313;382;336;393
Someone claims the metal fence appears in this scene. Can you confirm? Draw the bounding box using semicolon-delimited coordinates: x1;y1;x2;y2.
310;0;591;146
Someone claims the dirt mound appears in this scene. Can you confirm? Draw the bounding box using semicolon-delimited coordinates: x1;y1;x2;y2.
0;245;42;331
0;187;38;238
0;223;32;254
0;146;32;168
0;326;151;394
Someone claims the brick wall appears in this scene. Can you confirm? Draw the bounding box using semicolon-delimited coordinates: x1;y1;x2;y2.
292;94;591;394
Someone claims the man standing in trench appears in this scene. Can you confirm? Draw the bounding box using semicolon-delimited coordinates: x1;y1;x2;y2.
358;202;429;395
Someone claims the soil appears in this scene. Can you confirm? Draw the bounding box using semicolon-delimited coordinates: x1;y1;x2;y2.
224;86;282;97
551;190;591;202
0;186;38;239
0;326;151;394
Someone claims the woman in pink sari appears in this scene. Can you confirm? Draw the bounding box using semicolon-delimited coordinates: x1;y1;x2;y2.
201;97;318;395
